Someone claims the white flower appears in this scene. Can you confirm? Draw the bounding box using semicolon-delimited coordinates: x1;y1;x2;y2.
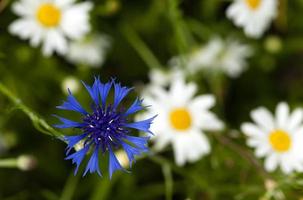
139;75;224;166
66;34;111;67
171;37;252;78
148;68;184;87
141;68;185;98
9;0;92;56
241;102;303;174
226;0;278;38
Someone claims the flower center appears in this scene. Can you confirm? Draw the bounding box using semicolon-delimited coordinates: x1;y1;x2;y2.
269;130;291;152
169;108;192;131
36;3;61;27
245;0;261;10
82;106;127;152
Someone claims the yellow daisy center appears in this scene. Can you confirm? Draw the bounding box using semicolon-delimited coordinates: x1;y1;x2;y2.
36;3;61;27
169;108;192;131
269;130;291;152
245;0;261;10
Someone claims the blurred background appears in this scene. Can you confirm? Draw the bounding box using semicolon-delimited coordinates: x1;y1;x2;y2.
1;0;303;199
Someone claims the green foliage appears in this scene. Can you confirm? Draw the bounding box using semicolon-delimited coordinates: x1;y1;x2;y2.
1;0;303;200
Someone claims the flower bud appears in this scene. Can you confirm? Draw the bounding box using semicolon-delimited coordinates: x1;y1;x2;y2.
61;76;80;94
264;36;282;54
17;155;37;171
115;150;129;168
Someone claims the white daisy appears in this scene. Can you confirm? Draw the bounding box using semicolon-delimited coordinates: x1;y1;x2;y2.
170;37;252;78
148;68;183;87
226;0;278;38
139;75;224;166
66;34;111;67
9;0;92;56
241;102;303;174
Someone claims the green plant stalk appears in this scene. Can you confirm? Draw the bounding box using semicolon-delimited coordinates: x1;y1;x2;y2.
186;18;213;41
167;0;187;51
122;25;163;70
90;173;119;200
213;133;270;180
0;82;63;138
0;158;17;168
162;163;173;200
60;172;80;200
167;0;193;68
0;0;11;13
149;155;212;192
41;190;60;200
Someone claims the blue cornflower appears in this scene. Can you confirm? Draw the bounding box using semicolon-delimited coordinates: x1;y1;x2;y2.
54;77;155;178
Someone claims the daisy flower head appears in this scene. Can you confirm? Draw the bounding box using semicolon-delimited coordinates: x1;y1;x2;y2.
54;77;155;178
226;0;278;38
147;67;184;89
171;37;252;78
241;102;303;174
141;68;185;99
139;75;224;166
9;0;93;56
66;34;111;67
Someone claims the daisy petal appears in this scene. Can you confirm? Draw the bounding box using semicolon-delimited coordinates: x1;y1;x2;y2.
264;154;278;172
251;107;274;132
241;123;266;138
287;108;303;132
275;102;289;129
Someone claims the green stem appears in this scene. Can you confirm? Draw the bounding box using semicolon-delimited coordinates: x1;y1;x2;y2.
149;155;211;192
0;82;63;138
121;25;163;70
186;18;213;41
162;163;173;200
0;0;10;13
213;133;270;179
0;158;17;168
60;172;80;200
275;0;287;32
90;173;119;200
41;190;60;200
167;0;193;59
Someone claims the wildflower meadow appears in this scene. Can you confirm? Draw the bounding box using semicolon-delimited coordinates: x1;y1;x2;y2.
1;0;303;199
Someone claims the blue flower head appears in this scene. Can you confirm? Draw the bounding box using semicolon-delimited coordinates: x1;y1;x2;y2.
55;77;155;178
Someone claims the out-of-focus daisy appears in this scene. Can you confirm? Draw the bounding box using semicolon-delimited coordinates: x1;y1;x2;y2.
66;34;111;67
9;0;92;56
170;37;252;78
148;68;184;88
241;102;303;174
55;77;155;178
139;75;224;166
226;0;278;38
140;68;184;99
